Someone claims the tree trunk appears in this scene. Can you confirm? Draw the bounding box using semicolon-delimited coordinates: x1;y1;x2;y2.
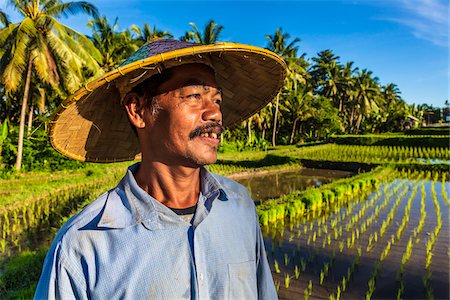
355;114;362;133
27;105;34;137
272;93;280;147
262;127;266;141
349;105;356;133
298;124;304;144
15;58;33;170
290;117;299;144
247;120;252;144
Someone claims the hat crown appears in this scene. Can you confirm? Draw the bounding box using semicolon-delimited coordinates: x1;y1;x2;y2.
120;39;199;66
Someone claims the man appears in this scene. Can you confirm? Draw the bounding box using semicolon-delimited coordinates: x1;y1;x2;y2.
36;39;286;299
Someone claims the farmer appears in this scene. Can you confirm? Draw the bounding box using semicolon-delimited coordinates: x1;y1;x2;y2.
35;39;286;299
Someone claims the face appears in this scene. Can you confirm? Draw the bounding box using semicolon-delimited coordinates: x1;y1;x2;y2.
141;63;223;167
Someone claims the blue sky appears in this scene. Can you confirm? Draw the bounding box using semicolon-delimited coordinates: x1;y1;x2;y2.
1;0;448;107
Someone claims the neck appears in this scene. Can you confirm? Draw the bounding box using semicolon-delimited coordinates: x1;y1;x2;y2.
135;160;201;209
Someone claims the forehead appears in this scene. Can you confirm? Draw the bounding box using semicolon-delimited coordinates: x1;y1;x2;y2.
156;63;218;95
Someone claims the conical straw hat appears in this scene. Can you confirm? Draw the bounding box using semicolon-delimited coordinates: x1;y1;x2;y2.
49;39;286;162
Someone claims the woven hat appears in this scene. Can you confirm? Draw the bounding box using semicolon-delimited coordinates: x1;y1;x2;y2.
49;39;286;162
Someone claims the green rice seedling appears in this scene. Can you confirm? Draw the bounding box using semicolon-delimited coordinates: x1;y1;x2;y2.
284;253;290;266
275;280;280;293
336;286;341;300
300;257;306;272
366;277;376;300
304;288;309;300
294;265;300;279
324;262;330;276
288;233;294;242
308;280;313;295
320;270;325;285
396;281;404;300
284;273;291;288
274;260;280;273
342;276;347;291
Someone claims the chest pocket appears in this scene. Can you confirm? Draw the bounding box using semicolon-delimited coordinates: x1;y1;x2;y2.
227;260;257;299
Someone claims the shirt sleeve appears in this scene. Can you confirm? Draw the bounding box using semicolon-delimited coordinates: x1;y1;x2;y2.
255;209;278;300
34;240;87;300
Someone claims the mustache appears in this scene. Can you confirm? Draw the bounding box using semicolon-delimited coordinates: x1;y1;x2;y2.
189;123;224;139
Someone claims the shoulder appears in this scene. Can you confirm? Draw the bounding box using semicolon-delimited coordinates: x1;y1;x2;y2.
51;185;123;248
209;172;255;208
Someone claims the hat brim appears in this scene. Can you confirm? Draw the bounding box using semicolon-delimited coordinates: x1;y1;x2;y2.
49;42;286;162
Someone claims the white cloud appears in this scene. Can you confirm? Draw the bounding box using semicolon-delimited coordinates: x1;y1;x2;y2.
389;0;449;47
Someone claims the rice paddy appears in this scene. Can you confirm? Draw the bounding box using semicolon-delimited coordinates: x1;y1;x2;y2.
0;141;448;299
263;169;449;299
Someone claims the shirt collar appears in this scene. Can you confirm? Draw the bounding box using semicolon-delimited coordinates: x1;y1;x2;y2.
97;162;225;230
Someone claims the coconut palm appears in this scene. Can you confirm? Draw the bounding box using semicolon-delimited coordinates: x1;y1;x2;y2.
265;28;304;146
350;69;380;132
266;28;300;58
0;10;10;27
0;0;102;170
130;23;173;45
87;15;138;71
309;49;340;90
281;84;315;144
339;62;358;113
181;20;223;44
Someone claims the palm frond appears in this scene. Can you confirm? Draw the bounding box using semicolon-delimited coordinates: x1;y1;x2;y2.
50;16;103;63
0;10;11;27
2;31;30;91
46;29;83;92
45;1;99;19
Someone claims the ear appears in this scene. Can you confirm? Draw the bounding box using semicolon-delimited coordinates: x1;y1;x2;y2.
123;92;146;129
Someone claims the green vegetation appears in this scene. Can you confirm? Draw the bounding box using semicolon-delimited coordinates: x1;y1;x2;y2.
330;134;449;148
1;1;449;298
267;168;448;299
2;2;448;171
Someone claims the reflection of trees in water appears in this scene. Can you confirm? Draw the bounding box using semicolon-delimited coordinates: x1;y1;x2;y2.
238;169;352;202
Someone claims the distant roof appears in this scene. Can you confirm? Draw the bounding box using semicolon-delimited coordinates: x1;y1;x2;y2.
407;115;420;121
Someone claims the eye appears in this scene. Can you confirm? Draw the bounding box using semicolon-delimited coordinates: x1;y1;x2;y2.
214;98;222;106
187;93;201;100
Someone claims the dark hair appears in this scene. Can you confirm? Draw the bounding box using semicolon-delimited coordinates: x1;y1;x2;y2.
129;68;175;105
124;69;174;135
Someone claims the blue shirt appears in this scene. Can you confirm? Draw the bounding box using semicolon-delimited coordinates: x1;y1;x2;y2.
34;163;277;299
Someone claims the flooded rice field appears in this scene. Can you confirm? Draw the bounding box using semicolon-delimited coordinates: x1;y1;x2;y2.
261;174;449;300
237;168;354;203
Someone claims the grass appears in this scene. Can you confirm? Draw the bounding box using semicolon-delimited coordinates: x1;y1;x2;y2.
1;140;449;298
0;249;47;299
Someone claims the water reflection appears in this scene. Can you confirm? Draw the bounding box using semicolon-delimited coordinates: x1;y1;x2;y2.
236;168;354;203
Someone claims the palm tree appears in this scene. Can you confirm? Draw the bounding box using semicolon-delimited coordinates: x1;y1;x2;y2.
350;69;380;132
309;49;340;90
87;16;138;71
130;23;172;45
0;0;102;170
339;62;358;114
266;28;300;58
0;10;10;27
181;20;223;44
281;84;315;144
265;28;304;146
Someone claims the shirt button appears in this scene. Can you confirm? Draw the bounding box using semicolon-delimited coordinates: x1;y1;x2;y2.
199;273;204;281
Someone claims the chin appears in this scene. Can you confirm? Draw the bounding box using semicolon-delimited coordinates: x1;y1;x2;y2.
187;152;218;167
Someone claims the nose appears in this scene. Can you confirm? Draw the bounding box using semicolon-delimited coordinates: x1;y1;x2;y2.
202;97;222;124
